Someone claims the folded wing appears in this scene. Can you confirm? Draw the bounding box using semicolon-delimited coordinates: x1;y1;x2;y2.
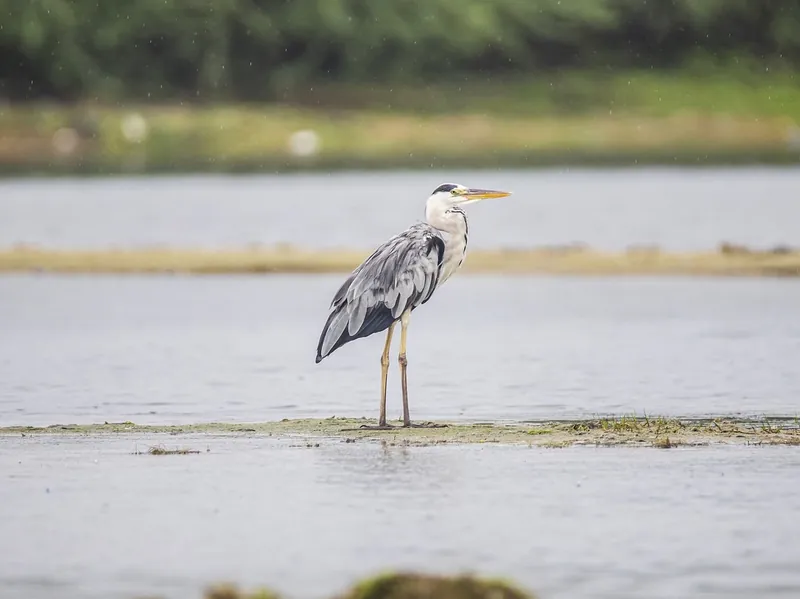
315;223;445;363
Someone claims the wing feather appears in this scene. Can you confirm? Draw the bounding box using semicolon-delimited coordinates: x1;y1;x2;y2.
315;223;445;363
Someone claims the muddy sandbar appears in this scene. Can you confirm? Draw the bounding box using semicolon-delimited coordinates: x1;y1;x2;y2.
3;416;798;448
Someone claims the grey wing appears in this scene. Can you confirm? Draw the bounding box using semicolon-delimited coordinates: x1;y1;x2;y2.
315;223;445;363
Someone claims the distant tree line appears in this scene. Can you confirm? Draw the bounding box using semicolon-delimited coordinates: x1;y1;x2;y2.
0;0;798;101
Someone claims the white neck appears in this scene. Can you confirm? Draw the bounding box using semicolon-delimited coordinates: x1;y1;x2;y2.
425;197;469;284
426;198;466;234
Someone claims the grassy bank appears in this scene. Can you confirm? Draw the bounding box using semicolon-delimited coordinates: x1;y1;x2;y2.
5;416;799;448
2;245;799;277
2;70;800;175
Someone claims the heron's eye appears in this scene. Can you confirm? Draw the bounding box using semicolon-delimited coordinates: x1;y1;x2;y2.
451;188;463;195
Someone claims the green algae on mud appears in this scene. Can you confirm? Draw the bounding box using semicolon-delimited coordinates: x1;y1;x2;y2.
4;416;799;448
202;573;534;599
134;445;202;455
335;572;533;599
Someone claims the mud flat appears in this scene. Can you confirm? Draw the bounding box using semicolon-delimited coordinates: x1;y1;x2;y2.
4;416;799;448
2;245;800;277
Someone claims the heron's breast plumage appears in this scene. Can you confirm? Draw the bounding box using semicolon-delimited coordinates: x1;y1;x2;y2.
438;208;469;285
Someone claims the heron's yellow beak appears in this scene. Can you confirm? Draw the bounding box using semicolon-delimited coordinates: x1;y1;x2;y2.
462;188;512;200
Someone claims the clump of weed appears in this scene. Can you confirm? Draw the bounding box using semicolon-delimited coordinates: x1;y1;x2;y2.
204;583;280;599
569;414;684;434
525;428;552;436
134;445;201;455
653;437;673;449
540;440;572;449
759;418;783;434
339;572;535;599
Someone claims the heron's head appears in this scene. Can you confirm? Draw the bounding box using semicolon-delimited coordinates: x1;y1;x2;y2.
427;183;511;209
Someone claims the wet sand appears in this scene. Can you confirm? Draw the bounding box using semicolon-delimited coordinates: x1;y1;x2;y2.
2;246;799;277
4;416;799;448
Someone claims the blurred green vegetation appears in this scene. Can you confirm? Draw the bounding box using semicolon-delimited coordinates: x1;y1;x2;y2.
8;68;800;171
1;0;799;102
2;1;800;172
2;70;800;174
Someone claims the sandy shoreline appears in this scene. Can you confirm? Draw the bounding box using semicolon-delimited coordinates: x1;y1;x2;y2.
1;245;799;277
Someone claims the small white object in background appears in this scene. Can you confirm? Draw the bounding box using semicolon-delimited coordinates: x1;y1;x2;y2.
121;113;148;143
786;126;800;151
51;127;79;155
288;129;320;157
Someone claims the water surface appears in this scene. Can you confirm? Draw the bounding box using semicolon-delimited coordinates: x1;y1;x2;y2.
2;273;799;427
3;272;800;599
1;435;798;599
1;168;799;251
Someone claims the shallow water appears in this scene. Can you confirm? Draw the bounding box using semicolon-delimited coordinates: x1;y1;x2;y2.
1;434;799;599
1;168;799;251
1;273;799;427
3;272;800;599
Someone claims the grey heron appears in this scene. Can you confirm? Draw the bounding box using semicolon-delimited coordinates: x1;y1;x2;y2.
315;183;512;428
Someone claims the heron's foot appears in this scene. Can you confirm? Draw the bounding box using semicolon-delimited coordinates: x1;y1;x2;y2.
360;423;398;430
340;423;397;431
403;421;449;429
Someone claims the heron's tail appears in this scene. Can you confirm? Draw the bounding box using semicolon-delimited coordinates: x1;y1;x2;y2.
316;305;349;363
315;301;394;363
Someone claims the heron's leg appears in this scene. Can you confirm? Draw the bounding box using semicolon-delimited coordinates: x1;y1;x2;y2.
398;310;447;430
399;310;411;427
356;322;396;431
378;322;395;427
